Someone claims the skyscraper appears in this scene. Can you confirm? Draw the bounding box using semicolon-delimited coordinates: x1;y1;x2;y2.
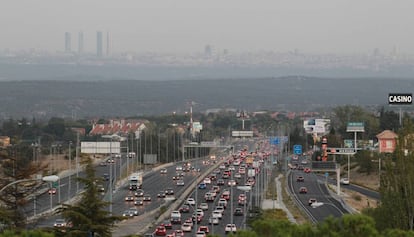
78;31;84;54
96;31;103;57
65;32;71;52
106;31;112;56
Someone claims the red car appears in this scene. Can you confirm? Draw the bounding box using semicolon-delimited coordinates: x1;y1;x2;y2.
155;226;167;236
198;226;209;233
304;168;311;173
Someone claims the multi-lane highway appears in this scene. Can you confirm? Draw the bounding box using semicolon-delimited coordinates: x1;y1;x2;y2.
288;156;349;223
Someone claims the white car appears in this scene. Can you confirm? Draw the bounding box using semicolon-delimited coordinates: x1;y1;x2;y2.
218;198;227;208
196;208;204;217
199;202;209;211
186;198;196;205
196;231;206;237
181;223;192;232
212;210;222;219
215;206;225;214
227;179;236;186
340;178;350;185
225;224;237;234
209;216;219;225
203;177;211;184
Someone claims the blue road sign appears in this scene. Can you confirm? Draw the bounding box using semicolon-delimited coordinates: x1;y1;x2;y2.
293;144;302;155
270;137;280;145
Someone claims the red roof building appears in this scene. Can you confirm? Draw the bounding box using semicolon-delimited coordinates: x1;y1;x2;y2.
89;119;146;138
376;130;398;153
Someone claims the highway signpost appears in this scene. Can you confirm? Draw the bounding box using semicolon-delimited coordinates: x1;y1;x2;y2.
293;145;302;155
326;147;356;155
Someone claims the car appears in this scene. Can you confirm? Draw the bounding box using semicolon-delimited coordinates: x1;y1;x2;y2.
135;189;144;197
204;192;215;202
192;213;203;223
209;216;219;225
171;216;181;224
225;224;237;234
161;219;172;229
186;198;196;205
157;192;166;198
155;226;167;236
215;205;225;213
160;168;167;174
53;218;68;228
218;198;227;208
99;161;107;166
125;195;135;201
212;185;220;193
234;207;244;216
227;179;236;186
97;184;105;192
340;178;350;185
212;210;222;219
198;182;207;189
214;169;221;174
134;198;144;206
301;160;308;165
217;179;225;186
181;223;192;232
48;188;57;195
128;207;139;216
304;167;311;173
209;174;217;181
229;165;236;171
308;198;317;206
198;226;209;233
195;208;204;217
122;209;135;218
219;164;226;169
195;231;206;237
174;230;184;236
296;176;305;182
299;187;308;194
238;193;246;201
176;179;185;186
179;204;190;213
203;177;211;184
165;188;174;195
114;153;122;158
102;173;110;181
199;202;209;211
234;172;242;179
106;158;115;163
221;191;230;200
176;166;183;171
222;173;230;179
143;194;152;201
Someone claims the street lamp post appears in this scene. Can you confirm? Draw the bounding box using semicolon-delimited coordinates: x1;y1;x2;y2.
68;141;72;199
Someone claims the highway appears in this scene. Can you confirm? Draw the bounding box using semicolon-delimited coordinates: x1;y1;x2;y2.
287;155;350;223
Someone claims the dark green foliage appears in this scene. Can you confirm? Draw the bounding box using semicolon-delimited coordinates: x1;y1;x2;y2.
56;157;123;237
365;119;414;231
355;150;374;175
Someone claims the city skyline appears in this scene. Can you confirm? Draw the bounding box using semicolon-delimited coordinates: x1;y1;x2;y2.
1;1;414;55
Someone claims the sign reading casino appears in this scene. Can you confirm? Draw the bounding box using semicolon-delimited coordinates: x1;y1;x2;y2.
388;93;412;105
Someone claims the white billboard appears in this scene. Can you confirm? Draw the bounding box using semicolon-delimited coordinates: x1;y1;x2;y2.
303;119;330;135
232;131;254;137
81;141;121;154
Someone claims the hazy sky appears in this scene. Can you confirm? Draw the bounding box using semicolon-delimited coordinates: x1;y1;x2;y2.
2;0;413;54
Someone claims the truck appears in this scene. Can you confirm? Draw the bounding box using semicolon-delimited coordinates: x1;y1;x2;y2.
129;172;143;190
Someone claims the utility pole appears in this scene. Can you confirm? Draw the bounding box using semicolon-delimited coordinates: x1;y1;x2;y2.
76;132;79;193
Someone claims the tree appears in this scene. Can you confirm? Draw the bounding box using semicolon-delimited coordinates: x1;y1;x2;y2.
56;157;123;236
367;119;414;231
0;145;46;230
